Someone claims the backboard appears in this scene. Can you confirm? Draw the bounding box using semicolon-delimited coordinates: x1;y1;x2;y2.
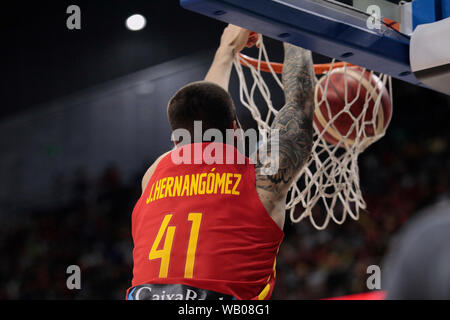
180;0;450;92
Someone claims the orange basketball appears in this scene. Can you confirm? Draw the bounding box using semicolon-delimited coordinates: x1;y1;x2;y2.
314;67;392;147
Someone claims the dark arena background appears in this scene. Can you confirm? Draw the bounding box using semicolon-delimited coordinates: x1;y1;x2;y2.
0;0;449;300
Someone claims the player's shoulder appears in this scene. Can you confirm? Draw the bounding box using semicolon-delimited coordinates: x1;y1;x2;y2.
141;150;172;194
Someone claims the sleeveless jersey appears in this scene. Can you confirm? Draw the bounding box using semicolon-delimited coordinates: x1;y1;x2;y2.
128;142;284;300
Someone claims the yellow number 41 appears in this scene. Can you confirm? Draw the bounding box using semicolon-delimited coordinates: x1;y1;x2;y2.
149;213;202;278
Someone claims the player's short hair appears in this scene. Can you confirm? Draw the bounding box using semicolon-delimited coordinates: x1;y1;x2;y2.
167;81;237;142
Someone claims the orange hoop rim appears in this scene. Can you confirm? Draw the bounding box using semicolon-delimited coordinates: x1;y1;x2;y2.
239;53;356;75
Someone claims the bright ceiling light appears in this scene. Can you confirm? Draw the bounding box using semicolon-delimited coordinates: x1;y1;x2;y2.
126;14;147;31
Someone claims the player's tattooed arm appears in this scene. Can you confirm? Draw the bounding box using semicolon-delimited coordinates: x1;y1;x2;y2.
255;43;315;199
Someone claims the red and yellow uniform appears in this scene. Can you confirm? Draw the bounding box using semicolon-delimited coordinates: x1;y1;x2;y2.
127;142;284;300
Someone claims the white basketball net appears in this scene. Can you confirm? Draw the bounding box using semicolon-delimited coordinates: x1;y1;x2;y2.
233;35;393;230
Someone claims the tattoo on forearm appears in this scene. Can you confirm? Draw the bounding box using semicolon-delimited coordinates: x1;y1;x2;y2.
256;43;315;196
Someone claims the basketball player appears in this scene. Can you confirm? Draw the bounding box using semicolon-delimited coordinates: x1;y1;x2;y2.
126;24;315;300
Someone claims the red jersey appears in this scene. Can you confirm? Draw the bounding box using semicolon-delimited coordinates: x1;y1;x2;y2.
128;142;284;300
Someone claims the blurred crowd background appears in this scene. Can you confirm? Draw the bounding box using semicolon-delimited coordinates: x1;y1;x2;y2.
1;0;449;300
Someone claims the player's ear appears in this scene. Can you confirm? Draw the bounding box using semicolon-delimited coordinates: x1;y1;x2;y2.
171;132;179;147
232;120;239;130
